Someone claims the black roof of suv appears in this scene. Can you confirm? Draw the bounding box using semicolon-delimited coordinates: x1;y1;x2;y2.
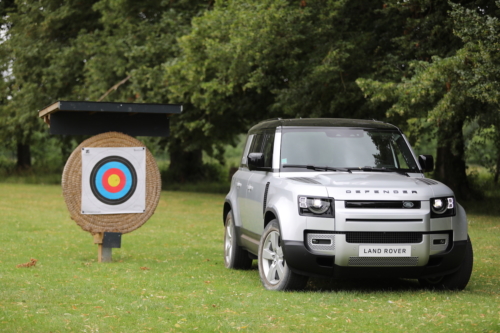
249;118;399;134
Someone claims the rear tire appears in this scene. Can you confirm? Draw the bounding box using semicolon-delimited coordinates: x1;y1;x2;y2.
224;210;252;269
258;220;308;291
419;235;473;290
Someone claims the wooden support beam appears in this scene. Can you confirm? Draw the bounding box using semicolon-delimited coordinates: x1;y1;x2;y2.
93;233;112;263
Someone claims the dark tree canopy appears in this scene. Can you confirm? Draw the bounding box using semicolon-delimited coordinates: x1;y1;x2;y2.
358;0;500;197
1;0;500;192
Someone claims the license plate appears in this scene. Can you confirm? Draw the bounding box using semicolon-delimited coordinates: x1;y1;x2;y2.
359;245;411;257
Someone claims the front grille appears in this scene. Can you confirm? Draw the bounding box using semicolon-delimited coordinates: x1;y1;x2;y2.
344;232;423;244
345;201;421;209
346;218;422;222
348;257;419;266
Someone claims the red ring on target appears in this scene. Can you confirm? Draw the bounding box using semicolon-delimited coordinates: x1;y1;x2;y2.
102;168;126;193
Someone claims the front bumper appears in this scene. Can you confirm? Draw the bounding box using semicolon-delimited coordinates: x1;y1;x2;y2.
283;235;467;279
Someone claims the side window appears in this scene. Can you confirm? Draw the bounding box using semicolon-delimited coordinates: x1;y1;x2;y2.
249;131;275;168
262;133;275;168
240;135;254;167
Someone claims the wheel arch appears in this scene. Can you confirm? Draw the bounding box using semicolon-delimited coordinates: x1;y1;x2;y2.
453;203;468;241
223;201;232;226
264;208;278;229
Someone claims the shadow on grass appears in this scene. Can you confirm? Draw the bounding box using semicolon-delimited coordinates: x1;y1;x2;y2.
246;264;423;292
305;276;422;292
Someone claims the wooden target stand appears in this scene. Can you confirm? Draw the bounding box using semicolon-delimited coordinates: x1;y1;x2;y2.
39;101;182;262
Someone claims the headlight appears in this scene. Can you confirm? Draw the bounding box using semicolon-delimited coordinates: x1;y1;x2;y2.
430;197;455;218
298;196;334;217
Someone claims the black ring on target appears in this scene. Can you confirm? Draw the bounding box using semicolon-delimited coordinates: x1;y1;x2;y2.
90;156;137;206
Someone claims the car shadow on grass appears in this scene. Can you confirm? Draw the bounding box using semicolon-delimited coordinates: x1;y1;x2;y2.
305;276;423;293
247;263;424;292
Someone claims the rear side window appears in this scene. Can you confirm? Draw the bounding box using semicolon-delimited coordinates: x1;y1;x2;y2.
249;131;275;168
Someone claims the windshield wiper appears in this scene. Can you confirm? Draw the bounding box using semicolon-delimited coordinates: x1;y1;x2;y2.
348;166;409;177
283;164;352;173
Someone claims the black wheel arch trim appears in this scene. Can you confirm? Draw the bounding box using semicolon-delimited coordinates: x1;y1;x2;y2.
263;207;279;229
223;199;233;226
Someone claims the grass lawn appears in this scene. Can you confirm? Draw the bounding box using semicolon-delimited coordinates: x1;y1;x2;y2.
0;183;499;332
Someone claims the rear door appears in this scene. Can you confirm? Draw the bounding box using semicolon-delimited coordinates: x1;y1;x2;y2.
246;130;275;236
233;135;254;227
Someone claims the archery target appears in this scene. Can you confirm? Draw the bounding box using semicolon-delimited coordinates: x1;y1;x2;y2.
81;147;145;214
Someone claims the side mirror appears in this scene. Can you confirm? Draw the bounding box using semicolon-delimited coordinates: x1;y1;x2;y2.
248;152;265;171
418;155;434;173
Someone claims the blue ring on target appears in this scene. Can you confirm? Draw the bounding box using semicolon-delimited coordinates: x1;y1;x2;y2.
95;162;132;200
90;156;137;205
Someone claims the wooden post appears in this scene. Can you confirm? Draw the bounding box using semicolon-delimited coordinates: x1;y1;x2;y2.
99;246;112;263
93;233;112;263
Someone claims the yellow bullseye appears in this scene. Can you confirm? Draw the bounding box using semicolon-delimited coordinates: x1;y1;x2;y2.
108;174;121;188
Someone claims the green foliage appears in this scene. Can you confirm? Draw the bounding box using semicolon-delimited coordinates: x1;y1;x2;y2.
167;0;388;139
2;0;500;190
450;1;500;105
1;0;102;146
72;0;207;104
357;0;500;196
161;159;228;185
465;123;496;165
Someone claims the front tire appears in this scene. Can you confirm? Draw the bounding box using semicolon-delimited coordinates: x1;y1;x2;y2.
419;235;474;290
258;220;308;291
224;210;252;269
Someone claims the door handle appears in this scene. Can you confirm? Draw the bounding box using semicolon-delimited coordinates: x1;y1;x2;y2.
236;182;242;188
247;185;253;192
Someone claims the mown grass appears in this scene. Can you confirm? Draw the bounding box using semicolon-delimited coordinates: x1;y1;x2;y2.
0;183;499;332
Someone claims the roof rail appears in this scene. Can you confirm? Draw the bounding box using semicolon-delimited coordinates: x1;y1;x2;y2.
258;117;282;123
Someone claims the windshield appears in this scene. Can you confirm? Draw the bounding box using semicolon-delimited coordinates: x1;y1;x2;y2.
280;127;419;172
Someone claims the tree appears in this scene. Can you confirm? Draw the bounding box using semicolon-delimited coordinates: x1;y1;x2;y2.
1;0;208;175
357;0;500;199
1;0;102;168
451;1;500;182
70;0;210;182
166;0;392;173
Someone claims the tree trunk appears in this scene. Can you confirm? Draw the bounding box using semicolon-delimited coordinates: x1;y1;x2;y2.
434;118;471;200
16;143;32;169
494;151;500;184
493;125;500;184
167;138;204;183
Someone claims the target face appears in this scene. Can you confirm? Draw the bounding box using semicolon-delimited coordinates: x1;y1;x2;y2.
81;147;145;214
90;156;137;205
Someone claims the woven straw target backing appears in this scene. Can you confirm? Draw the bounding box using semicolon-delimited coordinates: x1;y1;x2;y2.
62;132;161;234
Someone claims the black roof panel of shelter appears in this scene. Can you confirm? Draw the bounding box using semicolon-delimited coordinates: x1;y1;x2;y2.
39;101;182;137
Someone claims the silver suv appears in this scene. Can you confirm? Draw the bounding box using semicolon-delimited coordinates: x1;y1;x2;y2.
223;118;473;291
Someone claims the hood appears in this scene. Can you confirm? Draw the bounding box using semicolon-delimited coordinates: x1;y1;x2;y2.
286;172;453;201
